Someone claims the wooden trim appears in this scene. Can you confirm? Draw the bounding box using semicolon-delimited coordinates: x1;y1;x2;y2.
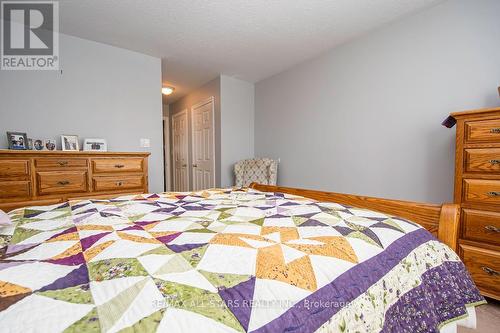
437;203;460;252
66;191;145;202
454;118;465;204
0;150;150;156
0;198;63;212
450;106;500;118
249;183;460;252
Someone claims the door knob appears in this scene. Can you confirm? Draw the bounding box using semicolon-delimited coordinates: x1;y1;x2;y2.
192;164;198;168
182;164;187;167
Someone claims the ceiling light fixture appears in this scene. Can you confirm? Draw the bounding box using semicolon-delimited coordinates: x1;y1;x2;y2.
162;86;175;95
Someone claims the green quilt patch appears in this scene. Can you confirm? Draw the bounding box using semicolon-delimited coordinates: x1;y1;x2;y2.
63;308;100;333
154;279;244;332
88;258;148;281
180;245;208;268
37;284;94;304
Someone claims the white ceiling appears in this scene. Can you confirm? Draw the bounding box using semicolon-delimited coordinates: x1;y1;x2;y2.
59;0;445;102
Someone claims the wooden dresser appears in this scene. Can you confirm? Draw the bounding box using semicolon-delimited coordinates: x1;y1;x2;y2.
450;107;500;300
0;151;150;212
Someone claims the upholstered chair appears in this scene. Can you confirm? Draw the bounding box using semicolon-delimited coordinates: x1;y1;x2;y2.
234;158;278;187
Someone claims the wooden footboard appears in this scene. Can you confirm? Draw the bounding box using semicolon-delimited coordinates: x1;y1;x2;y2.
249;183;460;252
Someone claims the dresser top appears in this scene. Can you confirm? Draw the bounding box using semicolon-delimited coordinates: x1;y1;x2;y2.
0;150;150;156
450;106;500;118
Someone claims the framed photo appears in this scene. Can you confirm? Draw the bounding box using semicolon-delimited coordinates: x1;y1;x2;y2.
61;135;79;151
6;132;28;150
43;139;57;151
83;138;107;152
33;139;44;151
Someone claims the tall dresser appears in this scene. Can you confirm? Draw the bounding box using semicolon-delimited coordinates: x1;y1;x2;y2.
0;151;150;212
449;107;500;300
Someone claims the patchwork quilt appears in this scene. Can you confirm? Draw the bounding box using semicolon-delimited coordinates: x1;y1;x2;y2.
0;188;484;333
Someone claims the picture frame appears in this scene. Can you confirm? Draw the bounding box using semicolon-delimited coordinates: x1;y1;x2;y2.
83;138;107;152
43;139;57;151
6;131;28;150
61;135;79;151
33;139;44;151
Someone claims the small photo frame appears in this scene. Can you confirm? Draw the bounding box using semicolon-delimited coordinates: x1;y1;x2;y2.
43;139;57;151
6;131;28;150
83;138;107;152
33;139;44;151
61;135;79;151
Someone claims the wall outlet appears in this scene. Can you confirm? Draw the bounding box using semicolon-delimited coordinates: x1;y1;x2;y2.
140;138;151;148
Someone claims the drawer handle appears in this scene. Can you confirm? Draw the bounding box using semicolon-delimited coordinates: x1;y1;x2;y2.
58;161;69;166
487;191;500;197
491;128;500;133
57;180;70;186
485;225;500;233
482;266;500;276
116;181;123;186
490;160;500;165
114;164;125;169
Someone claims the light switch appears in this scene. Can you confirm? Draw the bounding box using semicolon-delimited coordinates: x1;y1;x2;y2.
140;138;151;148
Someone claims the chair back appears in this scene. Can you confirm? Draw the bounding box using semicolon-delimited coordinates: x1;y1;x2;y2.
234;158;278;187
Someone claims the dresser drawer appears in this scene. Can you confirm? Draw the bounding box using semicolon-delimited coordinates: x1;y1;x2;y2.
463;209;500;245
463;179;500;206
35;158;88;169
461;244;500;296
0;198;62;213
465;119;500;143
93;176;144;192
465;149;500;173
0;160;30;178
37;171;88;195
0;181;30;199
92;158;143;173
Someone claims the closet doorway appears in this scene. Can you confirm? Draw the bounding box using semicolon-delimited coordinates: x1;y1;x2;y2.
172;109;189;191
171;96;216;192
191;97;215;191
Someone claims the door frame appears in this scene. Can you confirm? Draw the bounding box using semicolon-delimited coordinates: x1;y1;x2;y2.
163;115;171;192
190;96;216;190
172;109;189;191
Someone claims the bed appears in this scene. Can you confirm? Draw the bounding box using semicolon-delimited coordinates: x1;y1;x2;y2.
0;183;485;332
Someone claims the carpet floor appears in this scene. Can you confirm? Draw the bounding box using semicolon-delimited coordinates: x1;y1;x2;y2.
458;297;500;333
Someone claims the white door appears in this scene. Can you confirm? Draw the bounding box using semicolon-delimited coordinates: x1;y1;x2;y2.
172;110;189;191
191;97;215;191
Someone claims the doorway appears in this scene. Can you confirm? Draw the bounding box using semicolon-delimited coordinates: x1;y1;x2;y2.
163;115;171;192
172;109;189;191
191;97;215;191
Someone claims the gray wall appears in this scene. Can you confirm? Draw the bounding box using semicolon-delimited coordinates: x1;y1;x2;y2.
255;0;500;203
169;77;221;188
0;33;164;192
220;75;255;187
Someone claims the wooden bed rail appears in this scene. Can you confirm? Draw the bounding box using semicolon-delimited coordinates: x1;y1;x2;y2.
249;183;460;252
